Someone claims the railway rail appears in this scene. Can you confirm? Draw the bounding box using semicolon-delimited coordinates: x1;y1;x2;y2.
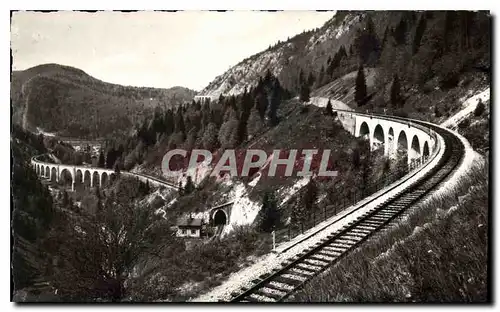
228;118;465;303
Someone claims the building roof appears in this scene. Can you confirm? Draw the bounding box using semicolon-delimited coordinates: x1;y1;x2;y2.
177;216;203;227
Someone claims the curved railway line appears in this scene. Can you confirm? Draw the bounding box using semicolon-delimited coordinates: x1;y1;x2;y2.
228;117;465;303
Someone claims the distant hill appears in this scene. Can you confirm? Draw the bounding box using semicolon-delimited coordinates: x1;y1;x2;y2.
11;63;197;139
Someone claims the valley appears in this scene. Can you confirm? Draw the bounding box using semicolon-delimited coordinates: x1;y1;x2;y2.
10;10;490;303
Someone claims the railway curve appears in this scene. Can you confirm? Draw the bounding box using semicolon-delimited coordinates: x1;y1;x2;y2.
228;113;465;303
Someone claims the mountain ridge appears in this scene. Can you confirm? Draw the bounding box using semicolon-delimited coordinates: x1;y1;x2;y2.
11;63;197;139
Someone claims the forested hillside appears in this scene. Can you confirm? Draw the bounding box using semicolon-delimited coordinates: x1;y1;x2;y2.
11;63;196;139
201;11;490;120
11;126;55;296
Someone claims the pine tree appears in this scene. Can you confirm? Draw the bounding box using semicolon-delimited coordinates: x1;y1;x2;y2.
184;176;195;195
307;72;315;87
299;83;310;103
175;107;186;141
105;147;116;169
413;16;427;54
236;114;248;145
303;178;318;216
257;191;280;233
178;181;184;196
164;109;174;136
298;69;305;92
355;65;367;106
255;90;268;120
390;74;402;108
352;147;361;170
325;99;333;116
37;133;45;150
474;99;485;117
353;16;380;65
202;122;219;151
98;151;105;168
268;79;281;126
113;161;121;175
317;66;325;88
62;190;69;208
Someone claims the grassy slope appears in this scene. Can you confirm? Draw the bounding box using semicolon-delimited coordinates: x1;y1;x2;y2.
290;162;488;302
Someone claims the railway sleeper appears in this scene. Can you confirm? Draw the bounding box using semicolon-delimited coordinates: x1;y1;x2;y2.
356;225;378;231
302;259;328;267
287;269;314;279
245;293;266;302
343;232;366;238
278;274;306;285
266;282;292;293
296;262;322;272
329;242;352;248
369;216;391;222
349;229;372;235
340;234;365;241
255;289;283;301
310;254;336;262
318;249;342;257
335;238;359;245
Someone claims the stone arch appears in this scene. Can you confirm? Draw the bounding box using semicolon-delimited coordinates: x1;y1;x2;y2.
109;173;116;184
388;127;394;139
387;127;395;155
40;165;45;177
36;165;40;175
410;135;421;159
396;131;408;158
423;141;430;158
75;170;83;188
60;168;73;186
51;167;58;182
45;166;50;178
93;171;100;188
83;170;92;187
213;209;227;225
373;124;385;152
359;121;369;139
101;172;108;187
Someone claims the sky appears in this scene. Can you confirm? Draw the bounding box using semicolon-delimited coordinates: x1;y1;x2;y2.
11;11;334;91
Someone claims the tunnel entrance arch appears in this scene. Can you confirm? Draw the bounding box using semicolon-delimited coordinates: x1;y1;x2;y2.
213;210;227;225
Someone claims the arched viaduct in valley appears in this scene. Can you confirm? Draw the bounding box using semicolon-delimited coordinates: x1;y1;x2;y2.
343;112;436;164
30;156;179;191
30;109;439;227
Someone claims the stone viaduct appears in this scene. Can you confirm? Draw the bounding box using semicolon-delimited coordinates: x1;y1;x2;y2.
30;155;178;191
338;111;436;164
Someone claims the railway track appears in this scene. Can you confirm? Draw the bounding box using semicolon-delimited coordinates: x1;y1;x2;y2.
228;120;465;303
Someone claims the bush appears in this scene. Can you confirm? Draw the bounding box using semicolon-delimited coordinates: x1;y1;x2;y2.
458;118;471;130
474;100;486;117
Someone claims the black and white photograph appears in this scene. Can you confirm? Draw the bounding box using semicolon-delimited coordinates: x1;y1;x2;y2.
9;5;491;304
